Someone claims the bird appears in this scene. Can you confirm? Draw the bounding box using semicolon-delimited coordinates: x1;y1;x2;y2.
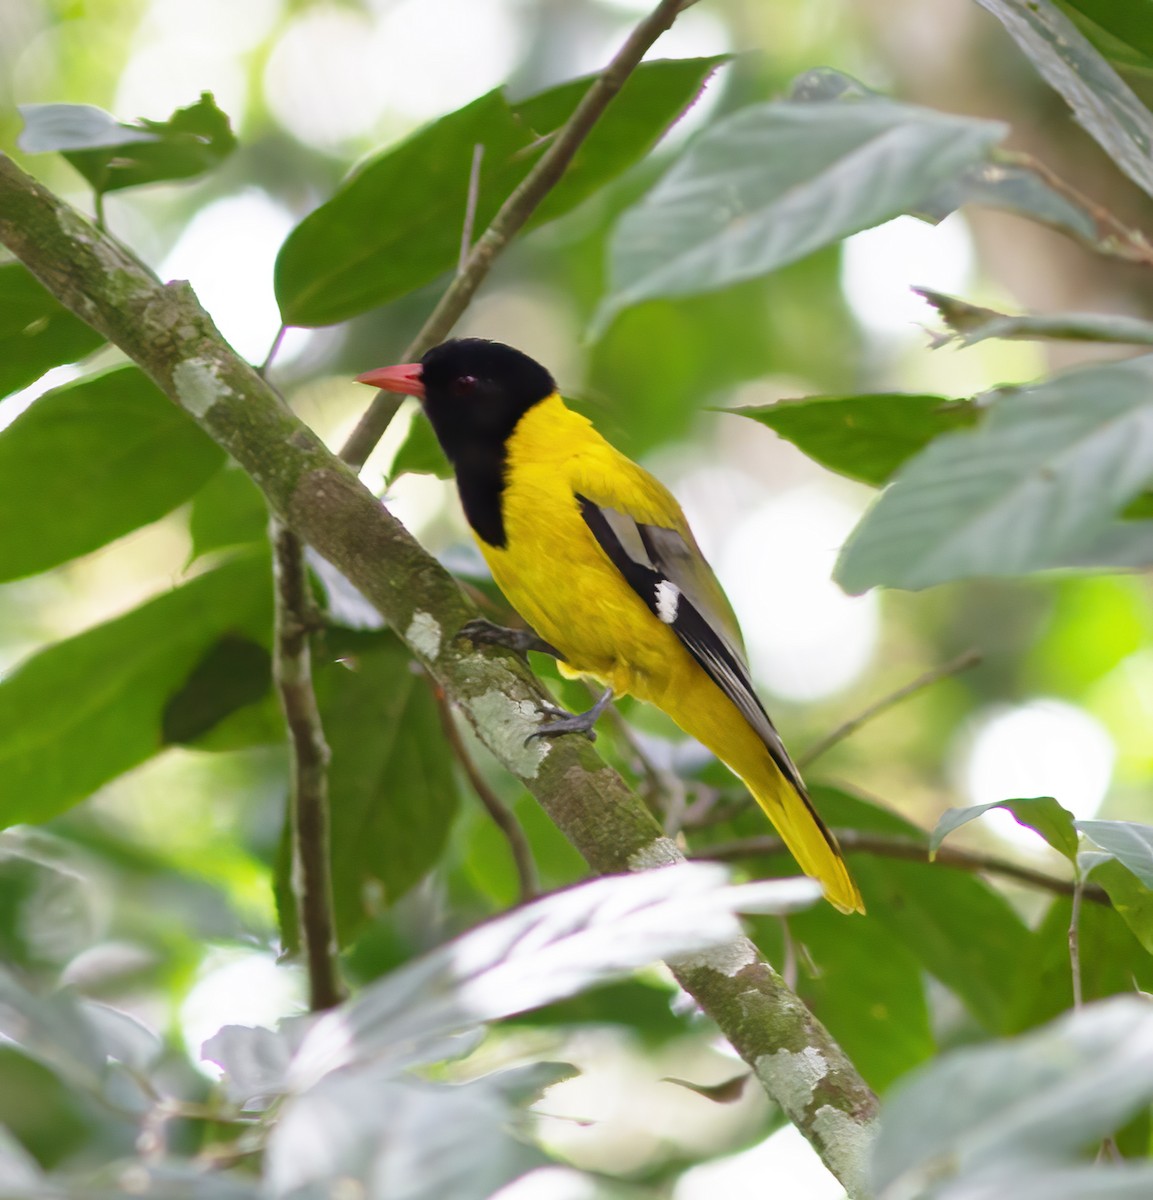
356;339;863;914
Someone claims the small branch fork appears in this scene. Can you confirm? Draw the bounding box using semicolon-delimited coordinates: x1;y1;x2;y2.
272;524;344;1011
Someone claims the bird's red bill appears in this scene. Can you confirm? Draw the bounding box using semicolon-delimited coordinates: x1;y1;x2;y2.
355;362;425;398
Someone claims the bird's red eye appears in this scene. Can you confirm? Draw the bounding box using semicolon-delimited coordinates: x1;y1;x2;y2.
453;375;478;396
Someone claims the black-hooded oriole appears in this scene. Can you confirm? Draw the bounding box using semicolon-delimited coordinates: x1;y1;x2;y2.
357;339;862;913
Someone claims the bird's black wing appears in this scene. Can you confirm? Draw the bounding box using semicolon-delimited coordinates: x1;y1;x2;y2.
576;494;807;795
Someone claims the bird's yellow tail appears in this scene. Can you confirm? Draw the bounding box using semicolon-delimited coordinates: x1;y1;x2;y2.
743;758;864;914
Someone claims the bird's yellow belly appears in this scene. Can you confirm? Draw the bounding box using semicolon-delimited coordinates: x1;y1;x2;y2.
480;481;685;703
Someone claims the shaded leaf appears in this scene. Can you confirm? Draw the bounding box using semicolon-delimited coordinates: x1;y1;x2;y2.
1064;0;1153;60
836;353;1153;593
661;1073;749;1104
19;94;236;194
277;632;460;951
289;863;820;1089
1006;895;1153;1032
1077;819;1153;887
0;365;224;583
917;287;1153;348
931;798;1079;862
161;635;272;744
594;71;1006;332
810;787;1034;1033
973;0;1153;200
748;889;936;1093
873;998;1153;1196
0;553;271;827
0;262;104;400
276;59;723;327
188;465;268;560
729;392;976;486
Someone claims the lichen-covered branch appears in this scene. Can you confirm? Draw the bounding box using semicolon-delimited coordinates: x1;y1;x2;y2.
271;520;344;1010
0;153;879;1197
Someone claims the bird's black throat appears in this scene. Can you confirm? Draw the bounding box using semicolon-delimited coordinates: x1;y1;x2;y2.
418;339;555;548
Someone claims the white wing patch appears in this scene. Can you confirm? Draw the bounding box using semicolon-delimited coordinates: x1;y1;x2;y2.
655;579;681;624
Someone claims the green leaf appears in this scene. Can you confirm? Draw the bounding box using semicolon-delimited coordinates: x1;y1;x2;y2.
0;365;224;583
873;998;1153;1196
835;354;1153;593
389;413;452;481
511;55;727;229
728;786;1035;1032
1007;894;1153;1032
0;262;104;400
593;71;1006;333
1087;857;1153;955
728;392;976;486
278;633;461;949
188;464;269;560
1077;819;1153;887
1058;0;1153;73
917;287;1153;348
276;58;723;327
18;93;237;194
973;0;1153;200
0;553;272;828
931;798;1079;862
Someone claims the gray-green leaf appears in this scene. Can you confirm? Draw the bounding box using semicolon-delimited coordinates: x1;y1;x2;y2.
594;80;1006;333
836;353;1153;593
974;0;1153;200
873;997;1153;1196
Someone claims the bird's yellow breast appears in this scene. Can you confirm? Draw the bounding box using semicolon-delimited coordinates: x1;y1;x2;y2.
478;394;691;702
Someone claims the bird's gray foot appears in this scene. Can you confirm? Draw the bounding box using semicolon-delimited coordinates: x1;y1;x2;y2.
459;618;563;660
526;688;615;743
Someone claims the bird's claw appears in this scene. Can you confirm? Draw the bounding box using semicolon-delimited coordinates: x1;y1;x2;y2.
523;688;614;746
459;618;562;659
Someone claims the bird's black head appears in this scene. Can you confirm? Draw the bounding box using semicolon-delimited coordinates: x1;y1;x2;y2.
417;339;555;462
356;338;557;548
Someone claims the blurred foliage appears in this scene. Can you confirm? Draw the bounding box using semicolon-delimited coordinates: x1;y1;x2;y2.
5;0;1153;1196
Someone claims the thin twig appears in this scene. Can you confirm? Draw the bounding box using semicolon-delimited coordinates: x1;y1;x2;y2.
339;0;695;470
459;143;485;274
430;680;538;902
261;323;288;375
699;830;1111;904
93;190;106;233
272;522;344;1010
798;650;981;769
1070;873;1084;1007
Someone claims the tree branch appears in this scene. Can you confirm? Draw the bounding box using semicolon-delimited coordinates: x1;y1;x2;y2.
272;521;344;1010
701;829;1110;904
0;154;878;1199
338;0;693;469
